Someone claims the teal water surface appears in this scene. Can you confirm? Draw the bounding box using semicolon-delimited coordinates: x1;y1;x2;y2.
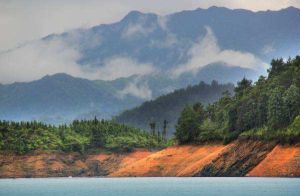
0;177;300;196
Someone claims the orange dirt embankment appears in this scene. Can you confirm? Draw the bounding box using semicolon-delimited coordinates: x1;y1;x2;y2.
110;144;228;177
248;145;300;177
0;149;152;178
194;140;277;177
2;142;300;178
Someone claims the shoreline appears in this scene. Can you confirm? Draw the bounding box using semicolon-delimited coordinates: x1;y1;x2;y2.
1;139;300;178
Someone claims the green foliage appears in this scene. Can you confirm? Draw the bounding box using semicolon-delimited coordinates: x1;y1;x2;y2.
267;87;287;129
234;77;252;97
286;115;300;143
0;119;167;154
288;116;300;132
175;56;300;144
284;85;300;122
175;105;205;144
116;81;234;136
240;118;300;144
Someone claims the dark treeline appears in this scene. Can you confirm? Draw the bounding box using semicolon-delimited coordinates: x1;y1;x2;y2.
116;81;234;136
175;56;300;144
0;118;167;154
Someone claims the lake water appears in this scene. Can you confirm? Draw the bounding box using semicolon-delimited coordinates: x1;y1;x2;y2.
0;177;300;196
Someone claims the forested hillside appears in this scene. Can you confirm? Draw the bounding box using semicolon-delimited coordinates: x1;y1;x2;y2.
116;81;234;136
0;119;167;154
0;73;143;124
175;56;300;144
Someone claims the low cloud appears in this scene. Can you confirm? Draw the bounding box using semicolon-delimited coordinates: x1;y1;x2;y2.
171;27;265;77
118;78;152;100
0;39;83;84
150;16;178;48
0;37;155;84
62;29;102;50
91;57;156;80
122;16;154;39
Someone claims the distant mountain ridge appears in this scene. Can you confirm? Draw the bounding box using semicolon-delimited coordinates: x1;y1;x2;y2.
0;69;236;124
1;6;300;123
115;81;234;136
0;73;141;123
59;6;300;63
40;6;300;83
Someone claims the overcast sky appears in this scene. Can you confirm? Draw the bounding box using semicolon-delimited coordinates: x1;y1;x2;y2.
1;0;300;52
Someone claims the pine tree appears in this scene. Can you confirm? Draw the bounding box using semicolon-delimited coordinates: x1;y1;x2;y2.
267;87;287;129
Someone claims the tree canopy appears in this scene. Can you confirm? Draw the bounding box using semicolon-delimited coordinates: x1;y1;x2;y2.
175;56;300;144
0;119;168;154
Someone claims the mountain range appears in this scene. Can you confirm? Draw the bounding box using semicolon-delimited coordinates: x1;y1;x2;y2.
0;6;300;123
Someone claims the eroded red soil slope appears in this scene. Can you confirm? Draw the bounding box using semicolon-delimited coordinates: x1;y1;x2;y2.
248;145;300;177
110;144;228;177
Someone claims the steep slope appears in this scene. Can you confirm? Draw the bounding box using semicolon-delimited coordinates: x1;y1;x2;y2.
248;145;300;177
1;141;300;177
194;140;277;177
116;81;234;135
110;144;228;177
111;140;300;177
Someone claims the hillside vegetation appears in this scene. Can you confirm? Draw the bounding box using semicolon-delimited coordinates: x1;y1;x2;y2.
0;119;167;155
116;81;234;136
175;56;300;144
0;74;144;124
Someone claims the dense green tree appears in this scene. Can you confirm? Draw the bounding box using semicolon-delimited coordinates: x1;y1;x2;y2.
0;119;167;154
234;78;252;97
228;106;237;131
175;103;206;144
267;87;287;129
283;85;300;122
175;56;300;144
268;58;285;78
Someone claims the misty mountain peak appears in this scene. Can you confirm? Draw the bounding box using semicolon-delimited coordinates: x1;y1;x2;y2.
122;10;149;22
207;6;230;11
41;73;74;81
284;6;299;11
1;6;300;124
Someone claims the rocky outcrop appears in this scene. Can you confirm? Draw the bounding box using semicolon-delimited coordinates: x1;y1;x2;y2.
194;140;277;177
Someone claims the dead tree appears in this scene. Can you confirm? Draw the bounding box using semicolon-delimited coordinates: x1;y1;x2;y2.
149;122;156;136
162;120;168;140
